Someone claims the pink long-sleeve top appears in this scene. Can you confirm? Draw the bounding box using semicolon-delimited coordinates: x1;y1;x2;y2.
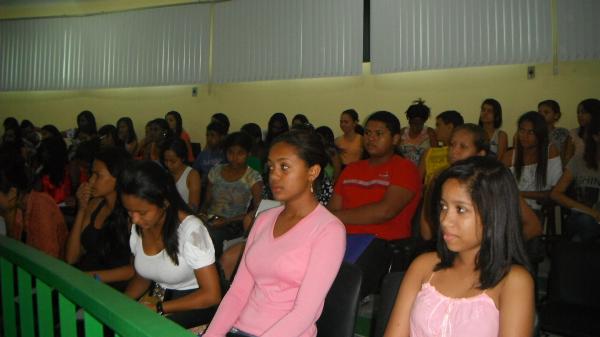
204;204;346;337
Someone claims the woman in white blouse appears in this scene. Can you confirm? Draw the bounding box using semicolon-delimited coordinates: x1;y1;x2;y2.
502;111;562;221
120;160;221;328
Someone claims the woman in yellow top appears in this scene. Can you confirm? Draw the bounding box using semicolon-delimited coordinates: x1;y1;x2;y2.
335;109;364;166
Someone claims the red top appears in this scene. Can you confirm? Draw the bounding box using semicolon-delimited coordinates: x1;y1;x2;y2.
180;130;195;162
334;155;421;240
9;191;69;258
41;170;72;204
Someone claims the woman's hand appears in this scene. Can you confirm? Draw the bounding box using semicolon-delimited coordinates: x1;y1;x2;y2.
76;182;92;210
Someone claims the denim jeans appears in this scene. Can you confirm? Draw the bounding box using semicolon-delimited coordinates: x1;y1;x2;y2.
566;211;600;242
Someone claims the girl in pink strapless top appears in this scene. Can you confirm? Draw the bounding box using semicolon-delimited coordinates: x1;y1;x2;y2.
383;156;535;337
409;272;498;337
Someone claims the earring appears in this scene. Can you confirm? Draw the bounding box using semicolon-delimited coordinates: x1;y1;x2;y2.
310;185;314;193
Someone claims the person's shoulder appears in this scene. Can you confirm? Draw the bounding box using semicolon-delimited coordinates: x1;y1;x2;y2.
408;252;440;278
179;214;205;233
345;158;368;171
30;191;61;209
391;155;418;171
501;265;534;293
315;204;344;226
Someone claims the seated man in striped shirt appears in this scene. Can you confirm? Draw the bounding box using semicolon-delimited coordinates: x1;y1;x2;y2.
328;110;422;297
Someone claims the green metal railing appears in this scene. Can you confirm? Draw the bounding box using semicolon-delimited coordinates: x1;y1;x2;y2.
0;236;195;337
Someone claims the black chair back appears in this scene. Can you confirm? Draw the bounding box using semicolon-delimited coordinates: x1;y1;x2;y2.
372;272;405;337
316;262;362;337
539;240;600;337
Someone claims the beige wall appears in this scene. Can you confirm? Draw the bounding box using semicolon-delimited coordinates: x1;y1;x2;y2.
1;1;599;145
1;61;599;145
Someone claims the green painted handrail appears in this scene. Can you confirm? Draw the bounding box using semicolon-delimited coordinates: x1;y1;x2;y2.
0;236;195;337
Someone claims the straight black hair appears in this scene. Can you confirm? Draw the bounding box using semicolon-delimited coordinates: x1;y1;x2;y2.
119;161;193;265
160;137;190;166
478;98;503;129
117;117;138;144
431;156;531;289
583;102;600;170
165;111;183;138
514;111;549;189
94;146;132;259
266;113;290;145
99;124;125;148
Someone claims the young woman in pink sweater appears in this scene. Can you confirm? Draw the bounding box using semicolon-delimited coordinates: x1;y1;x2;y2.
204;130;346;337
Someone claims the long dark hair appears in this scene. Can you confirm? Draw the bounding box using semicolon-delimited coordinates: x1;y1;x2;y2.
165;111;183;138
94;146;132;259
478;98;503;129
577;99;600;138
116;117;137;144
514;111;549;189
38;137;68;186
583;103;600;170
119;161;192;265
431;156;531;289
99;124;125;148
76;110;97;136
160;137;190;166
266;113;289;145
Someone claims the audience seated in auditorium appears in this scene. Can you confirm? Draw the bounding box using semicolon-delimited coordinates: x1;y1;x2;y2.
204;130;345;337
165;111;195;162
328;111;422;297
551;99;600;242
161;138;201;212
397;99;437;165
65;146;133;291
0;152;68;258
478;98;508;160
121;161;221;329
202;132;263;258
384;156;534;337
502;111;562;223
335;108;364;166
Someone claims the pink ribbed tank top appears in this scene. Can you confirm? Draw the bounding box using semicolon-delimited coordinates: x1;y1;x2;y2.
409;273;499;337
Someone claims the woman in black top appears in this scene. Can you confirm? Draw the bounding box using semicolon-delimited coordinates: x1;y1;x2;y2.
65;146;133;291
